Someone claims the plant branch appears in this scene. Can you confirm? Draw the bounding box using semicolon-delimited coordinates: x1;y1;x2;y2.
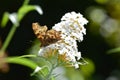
1;25;17;52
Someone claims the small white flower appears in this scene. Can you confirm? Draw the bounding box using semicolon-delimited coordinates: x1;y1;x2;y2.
74;63;79;69
38;47;45;56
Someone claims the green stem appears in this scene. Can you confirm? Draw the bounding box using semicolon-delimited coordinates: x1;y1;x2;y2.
5;56;38;70
46;63;58;80
1;25;17;52
23;0;29;6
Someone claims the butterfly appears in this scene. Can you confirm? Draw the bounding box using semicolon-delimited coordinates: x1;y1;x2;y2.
32;23;61;47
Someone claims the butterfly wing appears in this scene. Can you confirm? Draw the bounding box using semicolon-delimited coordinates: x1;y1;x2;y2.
32;22;61;47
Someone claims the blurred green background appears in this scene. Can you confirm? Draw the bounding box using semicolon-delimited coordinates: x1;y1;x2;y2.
0;0;120;80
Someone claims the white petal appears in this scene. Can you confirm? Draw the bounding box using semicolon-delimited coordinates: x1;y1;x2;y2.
34;66;42;73
35;5;43;15
9;13;18;26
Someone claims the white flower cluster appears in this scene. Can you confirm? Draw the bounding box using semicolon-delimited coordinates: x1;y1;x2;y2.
38;11;88;68
53;11;88;42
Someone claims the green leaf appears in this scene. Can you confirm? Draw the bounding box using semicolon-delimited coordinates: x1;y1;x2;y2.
66;67;84;80
107;47;120;54
5;56;38;70
80;58;95;77
17;5;43;22
40;66;49;76
1;12;9;27
31;65;49;78
17;5;35;21
95;0;108;4
18;54;37;58
51;76;55;80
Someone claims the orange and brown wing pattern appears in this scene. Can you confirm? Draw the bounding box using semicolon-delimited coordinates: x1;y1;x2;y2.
32;23;61;47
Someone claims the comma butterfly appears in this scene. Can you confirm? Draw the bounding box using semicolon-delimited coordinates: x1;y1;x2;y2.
32;23;61;47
